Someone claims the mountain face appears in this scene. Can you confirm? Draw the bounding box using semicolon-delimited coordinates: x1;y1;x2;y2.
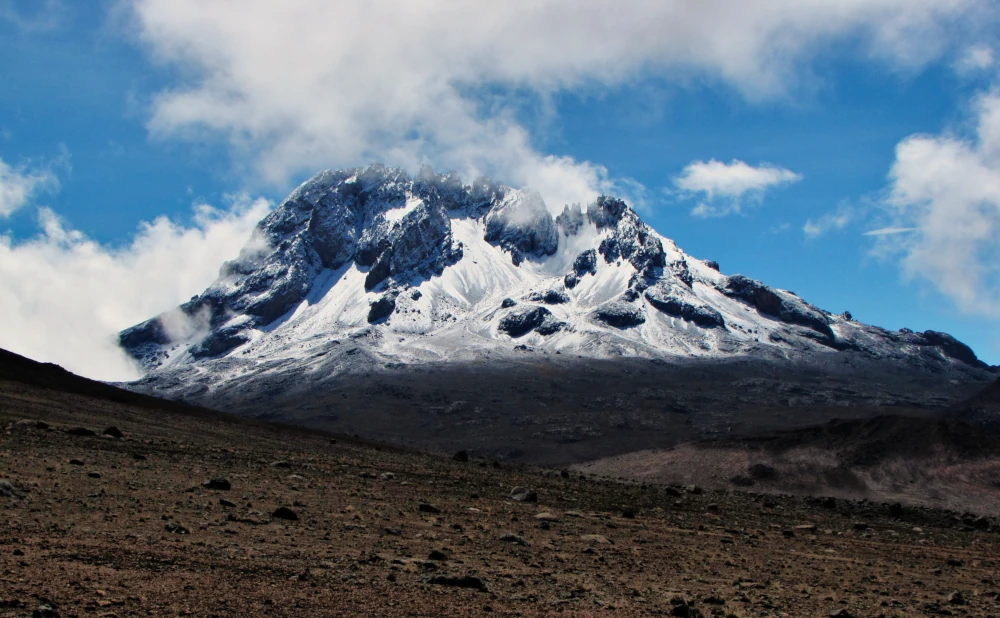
120;164;991;381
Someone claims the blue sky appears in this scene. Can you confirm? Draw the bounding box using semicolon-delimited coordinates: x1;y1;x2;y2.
2;0;1000;376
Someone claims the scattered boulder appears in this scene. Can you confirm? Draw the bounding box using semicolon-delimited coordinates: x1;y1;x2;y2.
509;486;538;502
203;478;232;491
66;427;96;437
527;289;570;304
418;503;441;514
498;306;553;337
705;260;720;271
500;533;531;546
452;450;469;462
367;294;396;323
747;463;777;480
33;605;60;618
427;575;487;591
164;522;189;534
428;549;449;561
0;480;22;498
270;460;292;469
272;507;299;521
102;426;124;439
87;471;101;479
501;297;517;308
68;459;84;466
219;498;237;508
644;285;725;329
592;302;645;328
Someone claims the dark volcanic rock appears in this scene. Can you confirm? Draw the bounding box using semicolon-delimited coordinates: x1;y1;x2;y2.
527;289;570;305
724;275;833;340
499;306;554;338
66;427;96;437
203;477;232;491
103;426;124;439
500;298;517;308
644;285;725;329
593;302;645;328
427;575;487;591
272;506;299;521
367;294;397;323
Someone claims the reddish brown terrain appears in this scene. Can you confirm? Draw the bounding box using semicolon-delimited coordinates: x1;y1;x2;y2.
3;351;1000;617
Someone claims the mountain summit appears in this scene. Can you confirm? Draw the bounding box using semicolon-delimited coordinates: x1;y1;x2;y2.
120;164;989;378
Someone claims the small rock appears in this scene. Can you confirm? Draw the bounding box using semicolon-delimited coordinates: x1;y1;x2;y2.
509;487;538;502
272;507;299;521
203;478;232;491
87;471;101;479
68;459;84;466
219;498;237;508
560;469;570;479
270;460;292;469
66;427;96;437
132;454;147;461
33;605;60;618
378;472;395;481
428;550;449;561
947;591;965;605
684;485;702;495
164;522;189;534
534;512;560;522
621;508;637;519
947;558;963;567
829;610;854;618
0;480;21;498
419;503;441;514
580;534;611;544
12;549;24;556
428;575;487;591
500;533;531;546
452;450;470;463
103;426;124;439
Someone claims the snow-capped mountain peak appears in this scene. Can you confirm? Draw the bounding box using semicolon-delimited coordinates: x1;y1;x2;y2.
119;164;991;380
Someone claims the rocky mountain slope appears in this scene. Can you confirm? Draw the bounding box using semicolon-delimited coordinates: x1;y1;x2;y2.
117;165;995;460
121;164;992;382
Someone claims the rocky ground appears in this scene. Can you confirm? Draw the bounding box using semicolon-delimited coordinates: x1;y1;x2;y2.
3;368;1000;617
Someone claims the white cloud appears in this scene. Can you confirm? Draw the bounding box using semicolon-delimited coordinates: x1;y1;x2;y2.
880;90;1000;316
0;156;60;217
675;159;802;217
0;196;271;380
863;226;918;236
125;0;994;210
803;203;856;238
955;44;995;75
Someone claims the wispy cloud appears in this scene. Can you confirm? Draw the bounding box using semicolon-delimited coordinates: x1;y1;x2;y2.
0;0;68;33
803;203;856;238
0;152;66;217
863;226;918;236
674;159;801;217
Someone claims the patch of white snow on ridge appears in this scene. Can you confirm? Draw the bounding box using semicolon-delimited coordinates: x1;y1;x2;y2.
383;196;423;223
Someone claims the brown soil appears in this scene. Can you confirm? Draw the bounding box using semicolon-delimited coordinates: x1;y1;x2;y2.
2;354;1000;617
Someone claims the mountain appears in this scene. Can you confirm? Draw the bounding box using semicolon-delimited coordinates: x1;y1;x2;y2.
121;164;991;374
118;165;995;461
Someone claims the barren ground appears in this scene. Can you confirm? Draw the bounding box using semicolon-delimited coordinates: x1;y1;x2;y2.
3;370;1000;617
